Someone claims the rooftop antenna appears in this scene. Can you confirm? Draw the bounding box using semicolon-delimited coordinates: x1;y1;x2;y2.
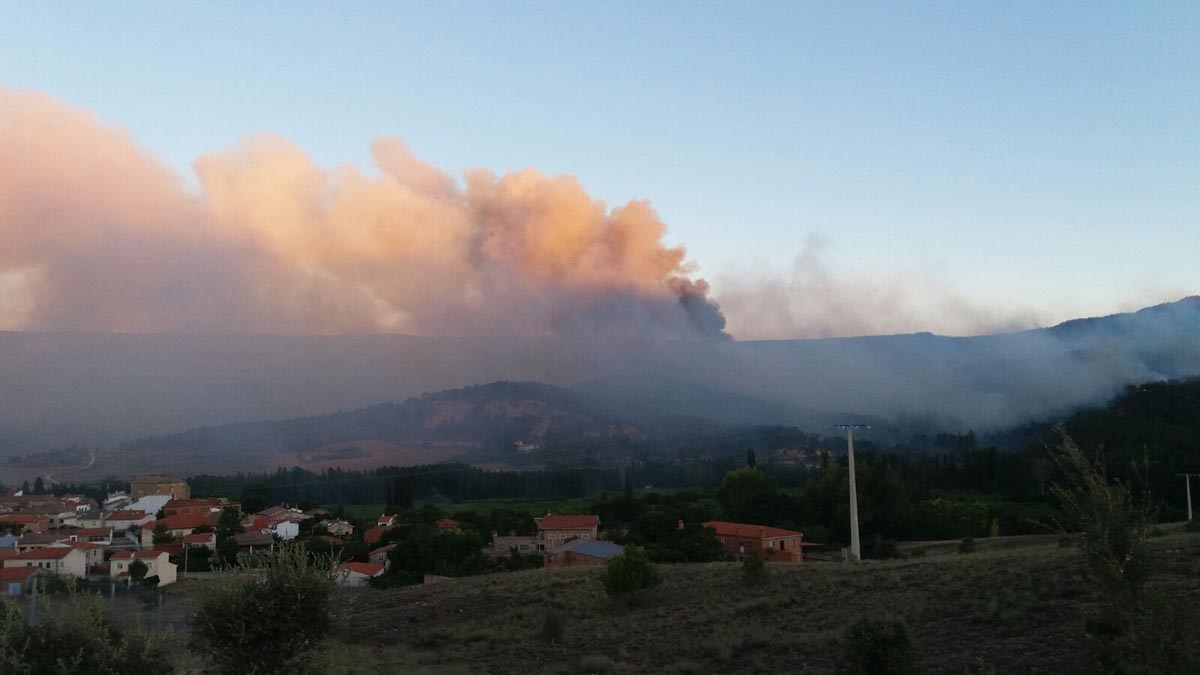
834;423;871;562
1180;473;1197;522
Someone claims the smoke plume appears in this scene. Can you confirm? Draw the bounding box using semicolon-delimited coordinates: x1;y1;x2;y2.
0;86;725;339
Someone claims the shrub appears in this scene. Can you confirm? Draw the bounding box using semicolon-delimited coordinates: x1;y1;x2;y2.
957;537;976;554
741;553;767;587
139;575;159;589
0;593;175;674
601;546;660;600
843;618;915;675
190;545;336;674
863;536;902;560
540;610;565;644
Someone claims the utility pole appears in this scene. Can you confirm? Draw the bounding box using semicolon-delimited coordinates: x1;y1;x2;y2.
834;423;870;563
1180;474;1197;522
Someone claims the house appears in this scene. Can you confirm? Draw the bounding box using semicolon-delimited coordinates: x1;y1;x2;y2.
0;514;50;533
265;520;299;541
434;518;460;531
74;510;106;529
544;540;625;569
0;533;16;550
3;546;88;577
126;494;172;519
65;527;113;545
105;510;154;533
304;507;331;519
54;541;106;573
183;532;217;550
369;544;394;569
102;491;131;512
703;521;811;562
109;550;178;587
163;498;240;518
139;514;216;548
377;514;397;527
487;533;537;558
257;505;306;522
319;519;354;537
15;531;74;553
232;531;275;555
364;525;395;546
130;476;190;500
0;567;38;596
154;541;185;557
534;513;599;551
337;562;384;587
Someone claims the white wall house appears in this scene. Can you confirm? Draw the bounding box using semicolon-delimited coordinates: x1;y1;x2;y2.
109;551;178;587
3;546;87;577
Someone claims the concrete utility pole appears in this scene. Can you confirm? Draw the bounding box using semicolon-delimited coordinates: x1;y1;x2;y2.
1180;474;1197;522
835;423;870;562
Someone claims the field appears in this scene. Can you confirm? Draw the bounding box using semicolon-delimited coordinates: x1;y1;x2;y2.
325;530;1200;674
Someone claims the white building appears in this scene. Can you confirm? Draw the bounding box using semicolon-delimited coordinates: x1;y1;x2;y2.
336;562;384;587
3;546;88;577
109;550;178;587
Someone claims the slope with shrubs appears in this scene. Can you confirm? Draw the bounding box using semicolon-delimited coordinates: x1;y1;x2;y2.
330;530;1200;674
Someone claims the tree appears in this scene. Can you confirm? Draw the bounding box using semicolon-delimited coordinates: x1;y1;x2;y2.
601;546;660;601
151;523;175;545
216;507;245;538
128;559;148;583
718;467;781;523
190;546;335;674
746;448;757;468
18;481;29;495
32;477;45;495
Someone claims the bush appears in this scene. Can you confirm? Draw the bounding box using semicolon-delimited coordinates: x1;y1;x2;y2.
128;559;148;582
540;610;564;644
0;593;175;674
741;553;767;587
601;546;660;600
957;537;976;554
863;535;902;560
139;575;160;589
190;545;336;674
843;618;915;675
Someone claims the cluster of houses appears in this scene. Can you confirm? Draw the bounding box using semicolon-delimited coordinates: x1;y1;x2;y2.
0;476;366;594
1;472;822;595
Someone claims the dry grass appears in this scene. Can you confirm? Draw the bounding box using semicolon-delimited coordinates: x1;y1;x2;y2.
328;531;1200;674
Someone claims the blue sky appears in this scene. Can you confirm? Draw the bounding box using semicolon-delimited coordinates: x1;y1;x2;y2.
2;2;1197;330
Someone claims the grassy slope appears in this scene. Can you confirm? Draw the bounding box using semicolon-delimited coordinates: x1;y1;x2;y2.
327;532;1200;675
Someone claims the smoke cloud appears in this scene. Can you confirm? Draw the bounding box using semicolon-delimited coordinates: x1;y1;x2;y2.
717;235;1042;339
0;86;725;339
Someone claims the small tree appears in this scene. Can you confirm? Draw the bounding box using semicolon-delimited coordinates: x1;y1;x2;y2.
741;553;767;587
190;545;335;674
128;559;148;583
601;546;660;601
151;523;175;545
843;618;915;675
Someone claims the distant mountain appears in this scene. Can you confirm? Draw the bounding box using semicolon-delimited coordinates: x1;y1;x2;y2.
100;381;646;475
0;296;1196;456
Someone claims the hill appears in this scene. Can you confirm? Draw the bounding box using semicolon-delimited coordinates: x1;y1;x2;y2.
326;532;1200;674
0;296;1196;456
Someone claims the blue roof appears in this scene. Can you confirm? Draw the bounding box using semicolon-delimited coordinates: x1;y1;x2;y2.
556;540;624;559
0;534;17;548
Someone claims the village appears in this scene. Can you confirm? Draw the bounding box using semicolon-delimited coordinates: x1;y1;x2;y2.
0;474;820;598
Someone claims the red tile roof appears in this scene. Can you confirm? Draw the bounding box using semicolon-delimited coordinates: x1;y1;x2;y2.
536;514;599;530
364;525;395;546
183;532;215;544
144;514;216;531
703;521;802;540
110;550;168;560
342;562;384;577
0;567;38;581
72;527;112;537
434;518;459;529
10;547;75;560
0;514;49;523
154;542;185;555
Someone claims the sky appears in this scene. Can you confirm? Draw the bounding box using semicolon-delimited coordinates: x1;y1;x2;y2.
1;2;1197;339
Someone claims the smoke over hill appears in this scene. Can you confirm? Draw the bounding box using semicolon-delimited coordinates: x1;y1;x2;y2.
0;298;1196;455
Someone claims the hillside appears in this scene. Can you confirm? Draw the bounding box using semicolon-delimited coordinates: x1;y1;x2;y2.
326;532;1200;674
0;297;1197;455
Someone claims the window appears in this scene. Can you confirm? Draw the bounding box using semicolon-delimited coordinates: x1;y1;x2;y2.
779;540;786;550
